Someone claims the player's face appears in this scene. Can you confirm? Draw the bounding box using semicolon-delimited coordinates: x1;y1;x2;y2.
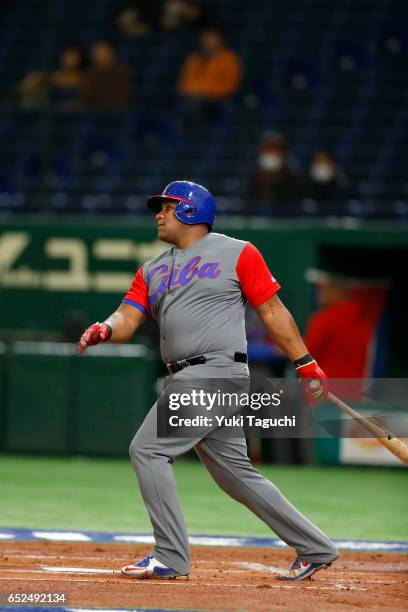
155;200;184;243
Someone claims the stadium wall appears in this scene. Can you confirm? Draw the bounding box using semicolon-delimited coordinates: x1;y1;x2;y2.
1;218;407;332
0;219;407;457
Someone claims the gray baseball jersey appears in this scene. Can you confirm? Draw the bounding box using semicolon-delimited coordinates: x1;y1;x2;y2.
122;232;281;363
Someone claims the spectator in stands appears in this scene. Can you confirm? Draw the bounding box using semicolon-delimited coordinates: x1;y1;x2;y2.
161;0;213;31
80;40;131;109
246;132;305;213
50;46;84;111
11;71;50;110
177;26;241;121
305;149;351;211
10;47;84;112
116;0;161;37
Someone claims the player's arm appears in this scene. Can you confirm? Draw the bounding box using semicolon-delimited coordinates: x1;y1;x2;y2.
255;294;308;361
104;303;146;342
77;265;150;355
77;304;145;354
255;295;328;400
237;243;327;400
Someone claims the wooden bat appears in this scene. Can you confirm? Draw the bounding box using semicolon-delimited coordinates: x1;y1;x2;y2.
327;391;408;466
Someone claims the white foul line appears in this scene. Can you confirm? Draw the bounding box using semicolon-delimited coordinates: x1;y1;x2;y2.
238;561;283;573
41;566;118;575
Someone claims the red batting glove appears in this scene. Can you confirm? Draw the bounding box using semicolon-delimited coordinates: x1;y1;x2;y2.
77;322;111;355
296;358;328;402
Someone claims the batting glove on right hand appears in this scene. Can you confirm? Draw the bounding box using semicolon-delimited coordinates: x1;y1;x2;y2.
77;322;111;354
295;356;328;402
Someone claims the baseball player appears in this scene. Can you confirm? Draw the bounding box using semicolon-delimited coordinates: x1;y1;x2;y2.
78;181;339;582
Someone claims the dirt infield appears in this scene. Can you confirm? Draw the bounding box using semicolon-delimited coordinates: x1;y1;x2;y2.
0;541;407;611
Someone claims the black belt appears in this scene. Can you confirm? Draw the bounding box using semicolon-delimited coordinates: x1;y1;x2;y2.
166;352;247;374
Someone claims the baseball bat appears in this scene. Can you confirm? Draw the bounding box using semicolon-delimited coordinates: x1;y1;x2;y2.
327;391;408;466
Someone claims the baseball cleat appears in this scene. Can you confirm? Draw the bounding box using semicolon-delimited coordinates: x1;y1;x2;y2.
121;554;187;579
277;557;331;582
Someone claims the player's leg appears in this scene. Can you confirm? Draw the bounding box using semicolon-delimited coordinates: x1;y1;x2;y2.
195;430;339;565
128;399;205;576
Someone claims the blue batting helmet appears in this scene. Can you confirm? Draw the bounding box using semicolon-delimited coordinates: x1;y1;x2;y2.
147;180;216;230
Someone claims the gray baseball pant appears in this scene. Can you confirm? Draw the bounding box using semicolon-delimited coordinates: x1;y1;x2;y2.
129;372;339;575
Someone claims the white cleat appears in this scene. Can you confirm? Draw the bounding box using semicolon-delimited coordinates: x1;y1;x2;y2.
121;554;187;579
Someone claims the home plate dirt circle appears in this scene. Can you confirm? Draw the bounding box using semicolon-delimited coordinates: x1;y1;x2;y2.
0;541;407;611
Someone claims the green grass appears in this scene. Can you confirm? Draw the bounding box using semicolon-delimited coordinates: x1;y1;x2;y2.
0;455;407;540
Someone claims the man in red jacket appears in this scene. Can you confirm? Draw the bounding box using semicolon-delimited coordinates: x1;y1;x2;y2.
305;270;389;379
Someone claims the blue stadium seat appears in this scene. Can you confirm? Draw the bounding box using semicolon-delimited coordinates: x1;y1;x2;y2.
0;0;405;217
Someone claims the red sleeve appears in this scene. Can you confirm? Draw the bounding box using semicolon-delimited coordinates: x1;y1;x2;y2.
122;266;150;316
236;243;281;307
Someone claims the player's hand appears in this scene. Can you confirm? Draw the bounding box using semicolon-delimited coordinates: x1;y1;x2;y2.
296;359;328;402
77;322;111;354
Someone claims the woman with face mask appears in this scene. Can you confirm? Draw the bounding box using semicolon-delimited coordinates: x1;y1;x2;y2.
306;150;352;214
246;132;305;215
